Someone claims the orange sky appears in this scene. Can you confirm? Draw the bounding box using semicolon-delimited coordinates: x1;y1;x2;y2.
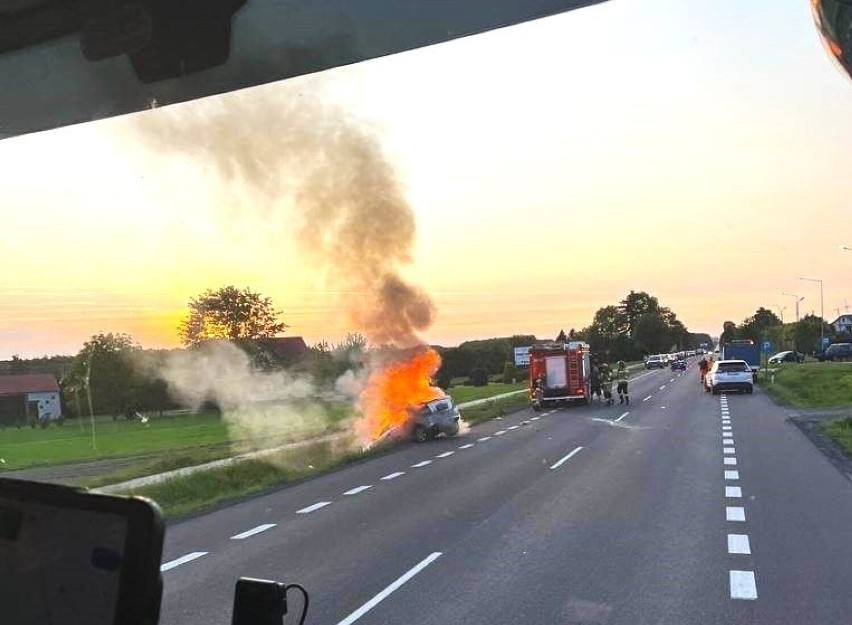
1;0;851;359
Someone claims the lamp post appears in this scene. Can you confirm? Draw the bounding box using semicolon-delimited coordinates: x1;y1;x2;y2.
782;292;805;322
798;277;825;350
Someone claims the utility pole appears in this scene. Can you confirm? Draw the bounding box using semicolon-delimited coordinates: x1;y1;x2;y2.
782;292;804;322
85;344;97;451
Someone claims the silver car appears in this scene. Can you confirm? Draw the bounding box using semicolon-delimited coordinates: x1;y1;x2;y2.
409;396;462;442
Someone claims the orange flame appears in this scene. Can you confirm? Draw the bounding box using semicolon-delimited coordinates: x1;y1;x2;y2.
357;348;445;443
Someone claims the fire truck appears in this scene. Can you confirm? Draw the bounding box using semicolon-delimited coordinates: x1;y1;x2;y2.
528;341;591;409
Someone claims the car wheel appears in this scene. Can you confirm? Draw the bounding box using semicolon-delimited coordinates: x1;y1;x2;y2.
413;424;429;443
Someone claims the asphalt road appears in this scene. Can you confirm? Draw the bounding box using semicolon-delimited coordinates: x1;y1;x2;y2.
157;363;852;625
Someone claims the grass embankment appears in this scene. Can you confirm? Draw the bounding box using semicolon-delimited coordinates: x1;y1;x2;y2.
819;418;852;456
760;362;852;408
449;381;526;404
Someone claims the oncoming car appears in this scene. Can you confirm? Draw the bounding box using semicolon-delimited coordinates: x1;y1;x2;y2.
408;396;462;442
645;354;667;369
704;360;754;395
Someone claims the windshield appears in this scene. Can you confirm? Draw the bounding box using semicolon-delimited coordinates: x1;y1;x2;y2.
3;2;852;625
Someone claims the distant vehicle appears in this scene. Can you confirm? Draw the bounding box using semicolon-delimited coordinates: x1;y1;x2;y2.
721;340;760;371
705;360;754;394
671;359;687;371
816;343;852;362
529;341;591;408
645;354;667;369
409;396;461;442
768;350;804;365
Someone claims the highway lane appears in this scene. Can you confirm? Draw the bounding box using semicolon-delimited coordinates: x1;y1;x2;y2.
157;363;852;625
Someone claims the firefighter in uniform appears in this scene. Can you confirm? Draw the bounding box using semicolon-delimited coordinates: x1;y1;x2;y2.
616;360;630;405
600;363;614;406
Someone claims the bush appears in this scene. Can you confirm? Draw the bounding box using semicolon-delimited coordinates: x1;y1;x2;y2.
502;362;518;384
435;366;453;390
468;366;489;387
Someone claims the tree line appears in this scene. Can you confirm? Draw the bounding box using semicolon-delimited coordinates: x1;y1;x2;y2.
719;307;841;354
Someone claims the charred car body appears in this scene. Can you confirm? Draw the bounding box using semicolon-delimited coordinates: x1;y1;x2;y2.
408;396;461;442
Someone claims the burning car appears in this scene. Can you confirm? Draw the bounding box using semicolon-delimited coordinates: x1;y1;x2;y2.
407;395;461;442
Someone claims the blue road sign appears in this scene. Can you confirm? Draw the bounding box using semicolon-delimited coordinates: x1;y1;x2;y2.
822;336;831;347
763;341;772;353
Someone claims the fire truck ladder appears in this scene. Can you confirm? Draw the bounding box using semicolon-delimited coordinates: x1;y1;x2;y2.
567;352;580;392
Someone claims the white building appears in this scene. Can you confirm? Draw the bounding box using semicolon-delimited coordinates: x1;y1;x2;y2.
831;314;852;335
0;373;62;426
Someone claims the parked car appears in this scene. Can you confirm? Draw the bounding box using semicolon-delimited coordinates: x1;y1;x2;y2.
768;350;805;365
816;343;852;362
704;360;754;394
408;395;461;442
645;354;667;369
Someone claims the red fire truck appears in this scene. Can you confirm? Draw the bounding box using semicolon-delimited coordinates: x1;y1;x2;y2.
529;341;591;409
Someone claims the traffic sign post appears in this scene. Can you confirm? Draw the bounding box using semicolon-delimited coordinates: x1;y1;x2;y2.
822;336;830;347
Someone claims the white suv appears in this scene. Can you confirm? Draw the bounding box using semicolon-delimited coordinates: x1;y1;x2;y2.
705;360;754;395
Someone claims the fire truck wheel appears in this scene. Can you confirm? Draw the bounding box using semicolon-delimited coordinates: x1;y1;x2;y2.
413;424;429;443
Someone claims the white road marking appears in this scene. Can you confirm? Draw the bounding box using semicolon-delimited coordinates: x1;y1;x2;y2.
297;501;332;514
670;378;675;382
381;472;404;481
724;442;735;448
616;412;630;422
507;425;520;430
335;552;443;625
550;446;584;470
458;443;474;449
529;416;540;421
724;457;738;466
723;426;732;431
344;485;373;496
726;486;743;498
161;552;208;571
410;460;432;468
728;534;752;555
495;430;507;436
723;433;733;438
659;385;666;390
642;395;652;402
726;506;746;521
435;451;454;458
230;523;276;540
729;570;758;600
724;448;736;455
478;436;492;442
725;470;740;480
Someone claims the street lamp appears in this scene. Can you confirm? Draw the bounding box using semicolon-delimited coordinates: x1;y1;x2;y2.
782;292;805;322
798;277;825;349
840;245;852;252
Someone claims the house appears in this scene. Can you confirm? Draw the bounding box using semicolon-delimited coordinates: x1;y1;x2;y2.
0;373;62;426
257;336;309;365
831;314;852;335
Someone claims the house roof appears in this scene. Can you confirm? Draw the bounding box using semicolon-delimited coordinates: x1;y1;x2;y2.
0;373;60;396
832;315;852;325
259;336;309;361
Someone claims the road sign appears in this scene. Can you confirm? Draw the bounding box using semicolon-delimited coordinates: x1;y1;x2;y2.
514;346;531;367
822;336;831;347
763;341;772;353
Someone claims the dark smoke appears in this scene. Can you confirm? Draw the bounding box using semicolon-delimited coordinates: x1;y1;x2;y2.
134;87;433;348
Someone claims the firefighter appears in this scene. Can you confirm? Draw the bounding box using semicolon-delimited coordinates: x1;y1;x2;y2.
589;360;602;403
616;360;630;405
600;363;614;406
698;356;710;384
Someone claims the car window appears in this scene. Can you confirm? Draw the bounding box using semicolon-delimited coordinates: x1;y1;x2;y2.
718;362;749;373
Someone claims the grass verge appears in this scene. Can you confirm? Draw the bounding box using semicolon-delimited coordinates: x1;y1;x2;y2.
462;393;530;426
449;382;526;404
760;362;852;408
818;417;852;456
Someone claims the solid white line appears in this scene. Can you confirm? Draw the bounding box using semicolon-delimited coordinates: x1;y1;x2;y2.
725;470;740;480
642;395;652;402
728;534;752;555
495;430;507;436
550;446;584;470
724;457;738;466
726;506;746;521
726;486;743;498
381;471;405;481
730;570;758;600
724;448;736;455
616;411;630;422
230;523;276;540
529;416;540;421
478;436;492;442
458;443;474;449
344;485;373;496
435;451;454;458
335;553;443;625
659;385;666;390
297;501;332;514
410;460;432;468
161;552;208;572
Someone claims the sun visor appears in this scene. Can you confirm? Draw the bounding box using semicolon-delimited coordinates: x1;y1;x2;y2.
0;0;608;139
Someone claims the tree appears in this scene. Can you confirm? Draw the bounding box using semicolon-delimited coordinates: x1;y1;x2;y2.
502;362;519;384
179;286;288;347
634;313;670;354
720;321;738;344
468;366;489;387
65;333;142;416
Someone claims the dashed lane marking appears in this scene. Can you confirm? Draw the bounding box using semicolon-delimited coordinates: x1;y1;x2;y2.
161;552;208;572
724;457;738;466
495;430;507;436
724;448;736;455
659;385;666;390
381;472;404;481
410;460;432;468
642;396;652;402
507;425;520;430
230;524;276;540
728;534;752;555
550;446;584;470
335;552;443;625
725;470;740;480
723;426;732;431
726;506;746;521
344;485;373;496
730;570;758;600
297;501;332;514
529;417;540;421
458;443;474;449
435;451;454;459
725;486;743;498
616;412;630;422
478;436;492;442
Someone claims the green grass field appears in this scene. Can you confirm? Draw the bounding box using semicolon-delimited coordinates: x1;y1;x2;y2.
448;381;526;404
760;362;852;408
819;417;852;456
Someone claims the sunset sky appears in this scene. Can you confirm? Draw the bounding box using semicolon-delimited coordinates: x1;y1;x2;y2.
1;0;851;359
